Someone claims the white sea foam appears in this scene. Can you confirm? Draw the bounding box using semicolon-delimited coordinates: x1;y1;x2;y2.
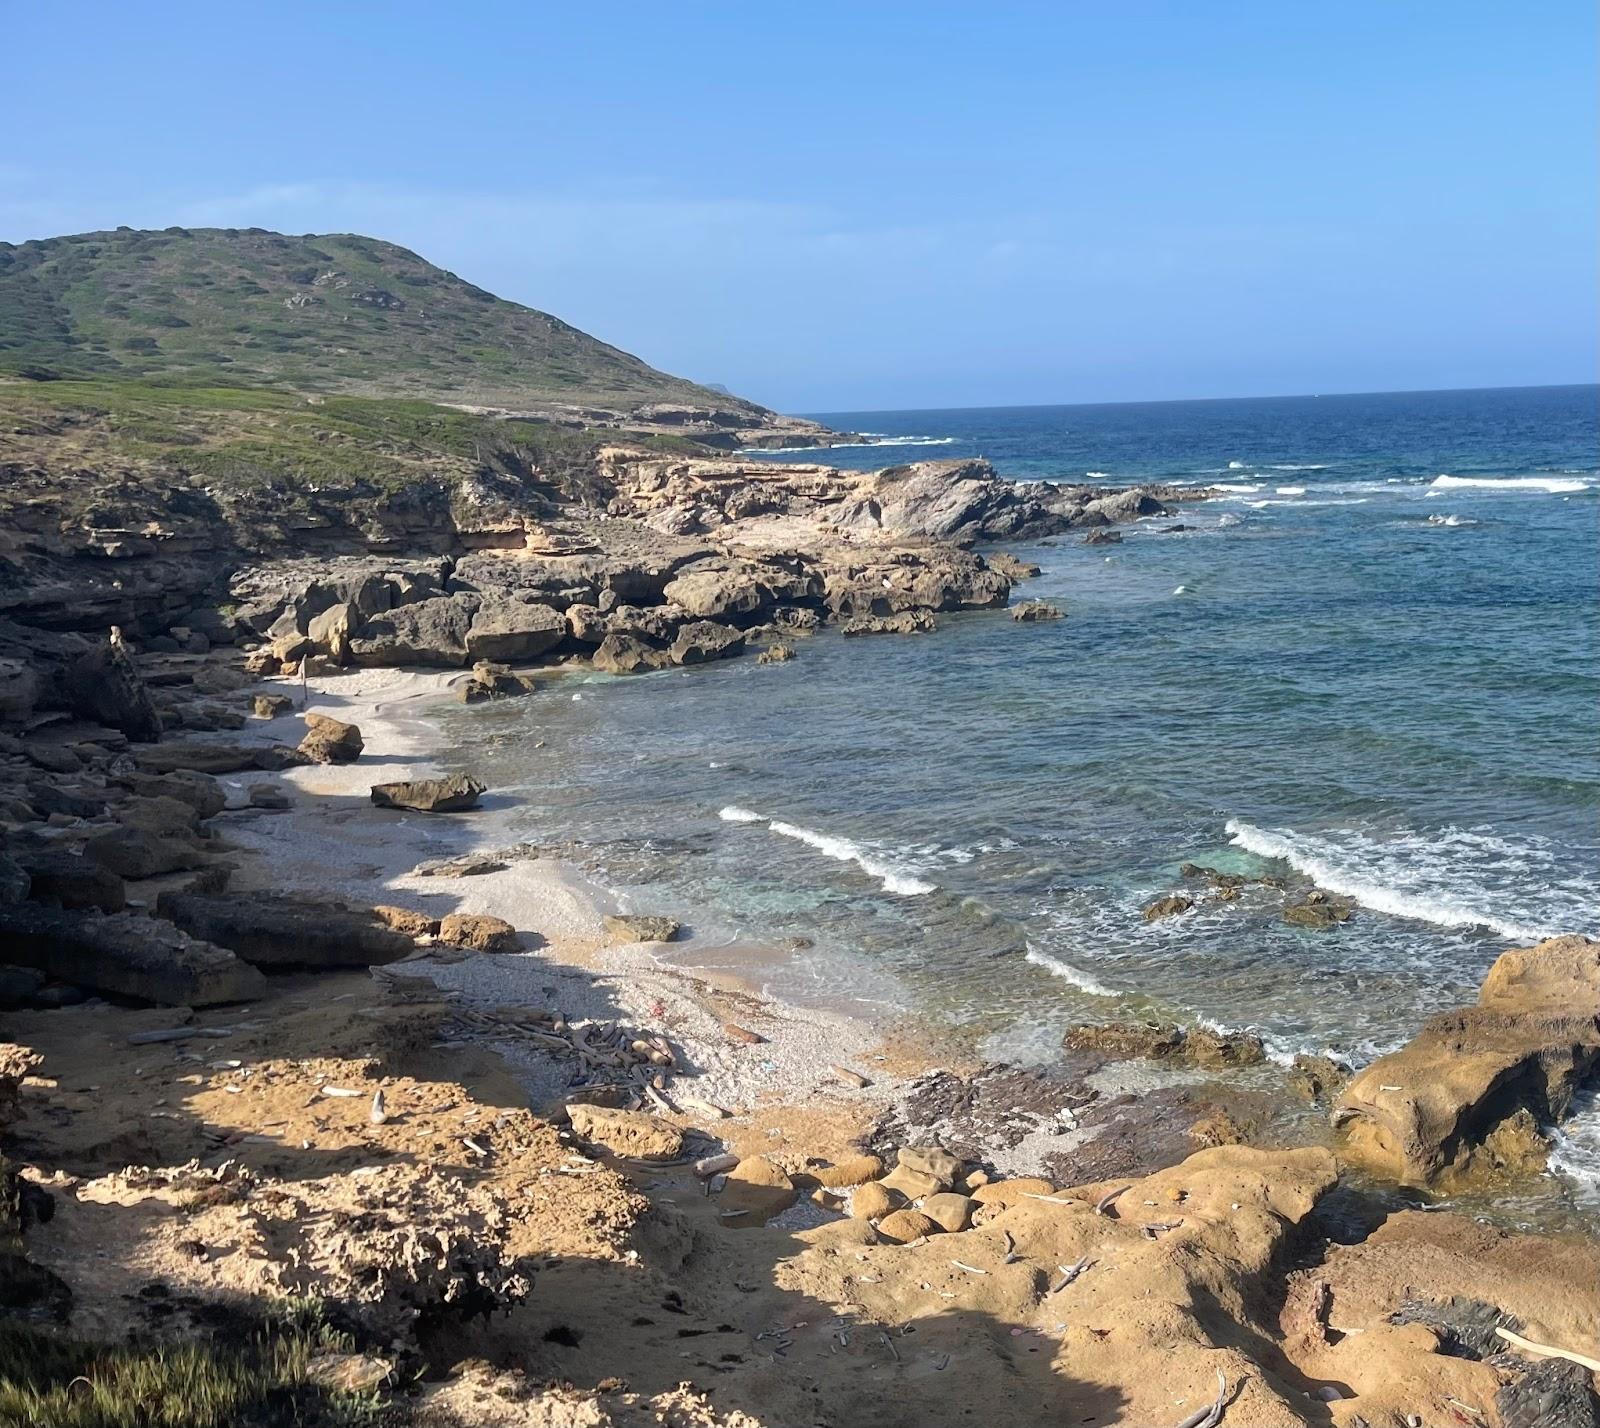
718;806;935;895
1428;475;1590;495
737;434;956;454
1275;485;1307;495
1223;819;1589;941
1214;483;1264;493
1227;461;1248;469
1269;464;1332;471
1549;1087;1600;1203
1085;470;1111;479
1025;945;1115;996
1425;513;1478;528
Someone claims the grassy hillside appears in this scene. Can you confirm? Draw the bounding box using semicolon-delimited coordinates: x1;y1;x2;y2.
0;227;762;415
0;377;701;503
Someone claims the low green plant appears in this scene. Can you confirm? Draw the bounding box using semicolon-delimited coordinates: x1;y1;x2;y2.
0;1299;388;1428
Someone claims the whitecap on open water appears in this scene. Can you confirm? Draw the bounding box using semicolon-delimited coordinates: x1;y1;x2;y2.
439;385;1599;1215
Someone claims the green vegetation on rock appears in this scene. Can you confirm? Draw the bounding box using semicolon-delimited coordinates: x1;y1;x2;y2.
0;226;760;415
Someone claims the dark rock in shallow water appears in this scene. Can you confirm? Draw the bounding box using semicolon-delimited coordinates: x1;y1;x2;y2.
1010;600;1063;622
601;914;682;945
669;619;745;665
1083;528;1123;546
157;891;414;969
1282;895;1354;929
0;904;265;1005
370;772;485;812
1141;893;1194;920
1062;1020;1266;1069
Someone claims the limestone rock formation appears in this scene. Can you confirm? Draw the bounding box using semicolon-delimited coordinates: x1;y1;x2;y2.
1334;934;1600;1187
0;904;265;1005
156;892;415;969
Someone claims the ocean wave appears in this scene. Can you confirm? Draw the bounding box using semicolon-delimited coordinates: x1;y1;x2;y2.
1024;944;1115;996
1251;497;1370;507
717;805;936;896
1268;464;1332;471
1275;485;1307;495
1227;461;1248;470
1223;818;1585;941
1425;513;1478;527
1428;475;1591;495
1214;483;1264;493
1085;471;1111;479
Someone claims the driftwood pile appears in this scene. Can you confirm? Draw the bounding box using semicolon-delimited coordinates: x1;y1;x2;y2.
439;1004;694;1115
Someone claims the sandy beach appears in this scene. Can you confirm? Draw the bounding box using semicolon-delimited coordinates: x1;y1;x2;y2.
219;665;914;1123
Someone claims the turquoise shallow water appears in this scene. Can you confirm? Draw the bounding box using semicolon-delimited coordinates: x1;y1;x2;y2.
440;385;1600;1200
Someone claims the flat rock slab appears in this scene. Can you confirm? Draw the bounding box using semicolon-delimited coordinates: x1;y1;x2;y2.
156;891;415;969
0;904;265;1006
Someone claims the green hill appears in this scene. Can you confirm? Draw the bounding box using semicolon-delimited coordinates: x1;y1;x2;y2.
0;226;766;416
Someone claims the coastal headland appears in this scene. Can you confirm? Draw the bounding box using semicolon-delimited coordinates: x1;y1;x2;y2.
1;230;1597;1427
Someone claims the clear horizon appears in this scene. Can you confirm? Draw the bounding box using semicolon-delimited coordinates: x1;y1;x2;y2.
803;380;1600;421
8;2;1596;410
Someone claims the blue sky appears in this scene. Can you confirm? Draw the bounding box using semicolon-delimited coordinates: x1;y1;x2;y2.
7;2;1595;411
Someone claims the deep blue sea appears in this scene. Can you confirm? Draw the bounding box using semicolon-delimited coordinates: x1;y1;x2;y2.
443;385;1600;1204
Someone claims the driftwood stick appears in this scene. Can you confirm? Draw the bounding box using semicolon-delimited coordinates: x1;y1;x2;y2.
1494;1326;1600;1373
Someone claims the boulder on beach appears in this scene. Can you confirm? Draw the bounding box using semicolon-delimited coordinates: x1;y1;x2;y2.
601;913;682;945
156;891;415;969
13;847;126;912
253;693;293;719
1334;934;1600;1188
369;773;486;812
457;660;536;703
0;903;265;1005
437;912;519;953
297;711;364;764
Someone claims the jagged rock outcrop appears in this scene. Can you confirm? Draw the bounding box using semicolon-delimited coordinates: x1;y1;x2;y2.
1334;934;1600;1187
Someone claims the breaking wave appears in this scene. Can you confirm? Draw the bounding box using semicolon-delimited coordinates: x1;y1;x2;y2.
1428;475;1591;495
1024;945;1115;996
1223;819;1589;941
718;806;936;896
